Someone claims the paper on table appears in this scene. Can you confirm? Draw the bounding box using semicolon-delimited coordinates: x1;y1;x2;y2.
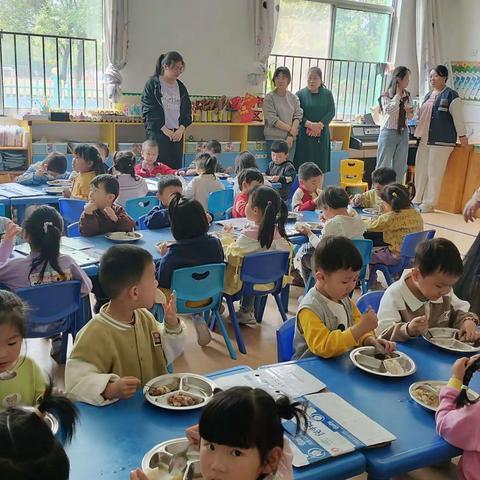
284;392;396;467
15;243;76;256
214;364;326;399
61;237;94;250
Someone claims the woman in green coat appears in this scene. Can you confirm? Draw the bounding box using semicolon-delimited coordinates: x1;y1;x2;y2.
294;67;336;173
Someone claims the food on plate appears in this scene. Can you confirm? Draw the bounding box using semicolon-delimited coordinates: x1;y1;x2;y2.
145;468;183;480
167;393;201;407
383;358;406;375
107;231;140;240
412;384;440;409
148;379;180;396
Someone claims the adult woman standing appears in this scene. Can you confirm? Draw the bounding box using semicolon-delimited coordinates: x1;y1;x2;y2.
412;65;468;213
141;51;192;170
263;66;303;162
376;66;413;182
294;67;335;173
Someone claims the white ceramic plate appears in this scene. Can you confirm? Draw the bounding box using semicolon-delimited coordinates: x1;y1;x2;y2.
294;221;322;232
350;346;416;377
143;373;215;411
47;179;72;186
362;208;379;216
423;327;480;353
141;438;201;480
43;186;65;195
104;231;143;242
409;380;479;412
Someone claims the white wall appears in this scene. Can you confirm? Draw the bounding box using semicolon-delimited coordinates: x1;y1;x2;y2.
122;0;257;96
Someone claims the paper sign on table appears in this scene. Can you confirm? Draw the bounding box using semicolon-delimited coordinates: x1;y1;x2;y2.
284;392;396;467
61;237;95;250
214;364;326;399
15;241;99;266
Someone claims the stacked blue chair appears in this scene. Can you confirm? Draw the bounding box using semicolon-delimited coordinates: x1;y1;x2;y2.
208;189;234;220
125;196;159;221
356;291;385;314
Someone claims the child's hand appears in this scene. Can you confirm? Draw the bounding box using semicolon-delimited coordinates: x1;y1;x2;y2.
103;376;140;400
3;221;21;242
271;175;280;182
129;468;149;480
63;188;72;198
459;318;479;342
377;338;396;353
206;212;213;223
186;424;200;449
360;308;379;333
164;291;179;327
452;357;470;381
36;167;47;177
156;241;169;256
83;202;97;215
225;166;234;175
295;224;312;236
103;206;118;222
407;315;428;336
223;224;234;233
463;195;480;223
177;170;186;177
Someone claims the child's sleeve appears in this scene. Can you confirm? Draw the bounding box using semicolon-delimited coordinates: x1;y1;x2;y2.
0;237;15;264
114;206;136;232
366;213;390;232
436;383;480;452
308;232;321;248
376;289;412;341
233;194;248;218
292;189;303;211
157;163;177;175
68;258;93;296
183;177;195;199
279;164;296;186
134;163;147;178
79;212;100;237
15;165;40;186
298;308;358;358
154;317;186;365
145;207;170;229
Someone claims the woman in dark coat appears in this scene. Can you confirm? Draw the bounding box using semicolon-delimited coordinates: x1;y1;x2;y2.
141;51;192;169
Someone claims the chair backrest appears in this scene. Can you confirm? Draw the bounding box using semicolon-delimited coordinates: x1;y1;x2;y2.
125;196;159;220
400;230;436;259
136;214;148;230
225;206;233;219
58;198;86;226
287;175;299;207
340;159;364;183
276;317;295;362
67;222;80;237
241;251;290;296
352;238;373;279
356;291;384;314
171;263;226;314
208;189;234;220
15;281;82;337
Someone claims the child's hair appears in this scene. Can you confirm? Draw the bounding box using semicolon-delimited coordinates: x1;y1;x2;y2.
270;140;289;155
95;142;109;158
298;162;323;181
316;186;349;210
113;151;137;179
456;358;480;408
380;183;411;212
414;238;463;278
168;193;209;240
91;174;120;200
372;167;396;185
313;236;363;273
205;140;221;155
235;151;258;174
153;51;185;77
157;175;183;194
99;245;153;299
249;186;288;249
0;290;26;338
73;144;106;175
237;168;264;189
23;206;64;283
199;387;306;465
195;153;217;175
0;382;78;479
44;152;67;175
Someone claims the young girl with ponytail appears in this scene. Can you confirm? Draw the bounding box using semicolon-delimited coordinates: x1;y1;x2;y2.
224;186;291;324
131;386;307;480
111;150;148;206
436;355;480;480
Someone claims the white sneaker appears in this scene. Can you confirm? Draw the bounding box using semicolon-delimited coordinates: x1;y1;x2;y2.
235;309;257;325
193;316;212;346
420;204;434;213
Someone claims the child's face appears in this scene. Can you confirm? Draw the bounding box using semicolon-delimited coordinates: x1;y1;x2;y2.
43;162;62;178
132;261;158;309
245;198;262;224
271;151;287;165
143;147;159;166
157;185;183;207
321;205;336;220
411;268;459;301
302;175;323;193
373;182;386;196
74;154;93;173
0;323;22;373
241;180;262;194
200;439;279;480
89;183;115;209
315;268;359;302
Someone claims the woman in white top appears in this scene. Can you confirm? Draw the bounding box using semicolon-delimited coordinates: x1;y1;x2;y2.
295;186;365;282
376;66;413;183
110;151;148;207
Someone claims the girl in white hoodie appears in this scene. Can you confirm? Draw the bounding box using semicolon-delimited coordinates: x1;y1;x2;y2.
111;151;148;206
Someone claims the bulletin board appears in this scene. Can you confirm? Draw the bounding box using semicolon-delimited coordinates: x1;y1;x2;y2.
450;61;480;101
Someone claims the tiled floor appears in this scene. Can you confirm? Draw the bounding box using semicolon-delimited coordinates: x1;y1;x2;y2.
28;210;477;480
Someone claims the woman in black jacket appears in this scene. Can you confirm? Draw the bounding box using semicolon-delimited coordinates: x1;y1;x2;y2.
141;51;192;169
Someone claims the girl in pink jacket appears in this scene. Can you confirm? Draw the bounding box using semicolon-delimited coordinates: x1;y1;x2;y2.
436;355;480;480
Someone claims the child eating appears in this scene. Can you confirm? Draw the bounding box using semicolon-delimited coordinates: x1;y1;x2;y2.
15;152;68;186
352;167;396;210
293;236;396;359
79;174;136;237
135;139;182;178
292;162;323;211
144;175;183;229
377;238;479;341
185;139;229;175
65;245;185;406
266;140;296;202
232;168;264;218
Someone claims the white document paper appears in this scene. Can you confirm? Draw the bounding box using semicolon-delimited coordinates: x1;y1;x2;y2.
214;364;326;399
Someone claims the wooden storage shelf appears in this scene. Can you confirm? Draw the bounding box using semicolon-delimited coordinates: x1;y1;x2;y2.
0;146;28;150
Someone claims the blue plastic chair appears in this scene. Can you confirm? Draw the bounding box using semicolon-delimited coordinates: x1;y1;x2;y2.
368;230;436;287
287;176;299;209
67;221;80;237
136;214;148;230
125;196;159;221
208;189;234;220
356;291;385;314
15;281;83;364
223;251;290;354
58;198;86;226
276;317;295;362
225;207;233;219
171;263;237;360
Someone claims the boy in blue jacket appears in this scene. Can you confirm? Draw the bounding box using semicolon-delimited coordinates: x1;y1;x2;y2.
144;175;183;229
15;152;68;186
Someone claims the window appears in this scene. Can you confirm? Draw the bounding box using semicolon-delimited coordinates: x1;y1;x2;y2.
0;0;103;112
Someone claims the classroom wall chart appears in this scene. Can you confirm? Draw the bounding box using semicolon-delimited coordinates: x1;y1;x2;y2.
450;61;480;101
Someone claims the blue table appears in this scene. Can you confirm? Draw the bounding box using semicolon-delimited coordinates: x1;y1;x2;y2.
276;338;480;480
66;365;365;480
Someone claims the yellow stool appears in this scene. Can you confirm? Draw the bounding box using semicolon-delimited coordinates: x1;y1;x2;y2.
340;159;369;193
